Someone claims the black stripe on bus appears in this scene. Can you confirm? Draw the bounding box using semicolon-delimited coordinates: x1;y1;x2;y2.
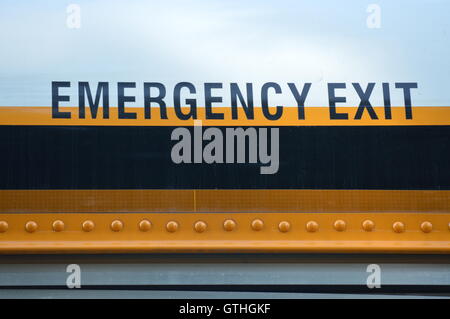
0;125;448;190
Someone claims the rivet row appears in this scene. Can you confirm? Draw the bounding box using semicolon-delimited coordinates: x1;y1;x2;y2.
0;220;448;234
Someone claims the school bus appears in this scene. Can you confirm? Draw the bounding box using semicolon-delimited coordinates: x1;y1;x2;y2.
0;1;449;298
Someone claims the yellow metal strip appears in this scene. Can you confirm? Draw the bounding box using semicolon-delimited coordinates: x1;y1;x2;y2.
0;106;450;126
0;189;449;213
0;213;448;254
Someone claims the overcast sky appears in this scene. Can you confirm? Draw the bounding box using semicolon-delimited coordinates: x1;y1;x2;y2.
0;0;449;106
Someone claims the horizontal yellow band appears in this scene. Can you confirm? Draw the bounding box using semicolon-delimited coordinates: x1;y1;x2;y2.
0;189;449;213
0;106;449;126
1;190;449;253
0;212;448;254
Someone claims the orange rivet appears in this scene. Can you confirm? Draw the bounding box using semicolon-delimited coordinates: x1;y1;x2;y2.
278;221;291;233
194;221;207;233
25;221;38;233
0;221;8;233
306;221;319;232
138;219;152;232
420;221;433;233
334;220;346;232
82;220;95;232
251;219;264;231
223;219;236;231
393;221;405;233
111;220;124;232
166;221;179;233
52;220;65;232
362;220;375;232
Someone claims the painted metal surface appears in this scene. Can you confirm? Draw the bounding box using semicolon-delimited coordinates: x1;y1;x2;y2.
0;1;449;254
0;213;449;253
